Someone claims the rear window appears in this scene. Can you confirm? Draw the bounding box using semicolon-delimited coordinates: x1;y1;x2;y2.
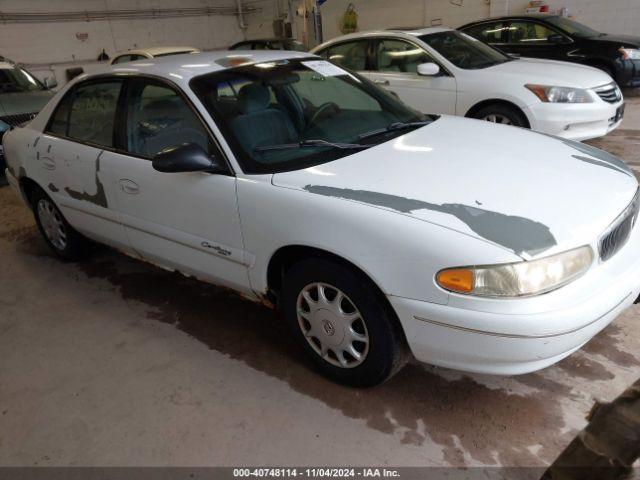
46;80;123;148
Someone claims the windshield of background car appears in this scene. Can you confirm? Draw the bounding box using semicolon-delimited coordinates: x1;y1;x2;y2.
419;31;511;69
190;58;430;173
545;16;600;38
0;66;45;93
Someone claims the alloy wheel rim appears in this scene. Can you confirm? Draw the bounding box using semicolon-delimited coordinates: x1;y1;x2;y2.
37;199;67;250
483;114;512;125
296;282;369;369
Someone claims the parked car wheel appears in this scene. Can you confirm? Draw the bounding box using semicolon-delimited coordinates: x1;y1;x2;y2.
472;104;528;127
32;188;88;260
282;258;406;387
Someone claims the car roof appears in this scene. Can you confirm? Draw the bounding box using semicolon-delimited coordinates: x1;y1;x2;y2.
461;14;559;26
312;27;452;50
77;50;317;86
114;46;200;58
235;38;299;43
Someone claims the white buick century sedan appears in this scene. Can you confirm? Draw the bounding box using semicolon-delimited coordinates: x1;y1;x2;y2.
4;51;640;386
312;28;624;141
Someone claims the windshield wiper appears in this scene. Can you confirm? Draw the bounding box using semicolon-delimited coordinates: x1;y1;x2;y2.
357;121;432;141
254;139;373;152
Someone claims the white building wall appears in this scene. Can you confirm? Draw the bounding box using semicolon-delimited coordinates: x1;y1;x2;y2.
0;0;247;65
244;0;639;45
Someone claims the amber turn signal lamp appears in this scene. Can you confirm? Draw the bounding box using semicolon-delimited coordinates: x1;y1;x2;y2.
436;268;474;294
525;84;548;102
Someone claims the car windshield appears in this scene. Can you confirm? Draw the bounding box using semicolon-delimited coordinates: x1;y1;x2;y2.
190;58;431;173
419;30;512;69
0;66;45;93
545;16;601;38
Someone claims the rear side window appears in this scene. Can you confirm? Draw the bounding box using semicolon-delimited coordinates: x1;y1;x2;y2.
47;80;122;148
47;93;73;136
124;81;212;158
507;21;558;44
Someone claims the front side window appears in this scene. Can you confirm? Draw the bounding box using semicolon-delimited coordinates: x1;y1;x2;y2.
191;58;429;174
125;81;212;158
545;16;599;38
325;41;369;71
0;67;45;93
507;21;559;44
52;80;122;147
419;31;511;69
376;39;433;73
463;22;507;43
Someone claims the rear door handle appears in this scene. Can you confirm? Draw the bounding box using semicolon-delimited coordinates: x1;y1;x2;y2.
119;179;140;195
374;79;390;86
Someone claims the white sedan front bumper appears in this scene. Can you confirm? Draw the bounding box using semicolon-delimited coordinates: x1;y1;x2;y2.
388;215;640;375
524;98;624;142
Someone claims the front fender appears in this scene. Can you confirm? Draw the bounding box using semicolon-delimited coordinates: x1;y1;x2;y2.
237;177;521;305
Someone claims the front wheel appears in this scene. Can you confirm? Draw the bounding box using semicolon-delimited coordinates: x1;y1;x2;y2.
472;104;528;128
282;258;406;387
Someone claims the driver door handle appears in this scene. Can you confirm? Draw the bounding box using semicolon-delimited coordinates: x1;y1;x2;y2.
119;179;140;195
374;79;390;86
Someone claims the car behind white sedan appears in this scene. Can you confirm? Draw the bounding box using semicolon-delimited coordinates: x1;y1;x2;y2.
3;51;640;386
312;28;625;141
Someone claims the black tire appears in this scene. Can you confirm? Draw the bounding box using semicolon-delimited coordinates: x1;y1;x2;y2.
31;187;89;261
472;103;528;128
282;258;406;387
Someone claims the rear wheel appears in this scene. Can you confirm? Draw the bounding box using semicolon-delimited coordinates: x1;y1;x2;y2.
32;188;89;260
282;258;406;387
472;104;528;128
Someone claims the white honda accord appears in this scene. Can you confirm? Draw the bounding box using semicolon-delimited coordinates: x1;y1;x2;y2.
312;28;625;141
3;51;640;386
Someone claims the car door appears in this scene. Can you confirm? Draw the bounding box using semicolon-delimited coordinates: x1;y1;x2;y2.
40;78;130;250
369;38;456;115
105;77;250;292
504;20;572;60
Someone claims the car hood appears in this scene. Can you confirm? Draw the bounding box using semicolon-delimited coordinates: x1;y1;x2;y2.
272;116;638;259
596;33;640;47
0;90;54;117
486;57;613;88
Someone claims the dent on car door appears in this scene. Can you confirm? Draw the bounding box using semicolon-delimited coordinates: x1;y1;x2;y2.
106;78;251;293
372;38;456;115
40;79;130;250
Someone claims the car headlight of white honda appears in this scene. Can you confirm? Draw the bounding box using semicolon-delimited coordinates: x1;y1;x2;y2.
525;84;593;103
436;246;594;297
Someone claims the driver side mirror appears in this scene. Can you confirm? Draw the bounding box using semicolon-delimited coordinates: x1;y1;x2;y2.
152;143;225;174
44;77;58;90
417;62;441;76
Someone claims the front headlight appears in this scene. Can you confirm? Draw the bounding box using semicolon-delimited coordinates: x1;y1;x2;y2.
436;246;593;297
525;84;593;103
619;47;640;60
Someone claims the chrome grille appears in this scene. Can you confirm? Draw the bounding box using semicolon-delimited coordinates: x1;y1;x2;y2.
594;83;622;104
0;112;37;127
599;189;640;261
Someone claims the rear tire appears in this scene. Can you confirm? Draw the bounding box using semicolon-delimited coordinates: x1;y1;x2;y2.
472;103;528;128
31;188;89;261
282;258;406;387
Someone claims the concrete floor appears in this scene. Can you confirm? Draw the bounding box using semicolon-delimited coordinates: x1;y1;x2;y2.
1;99;640;468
